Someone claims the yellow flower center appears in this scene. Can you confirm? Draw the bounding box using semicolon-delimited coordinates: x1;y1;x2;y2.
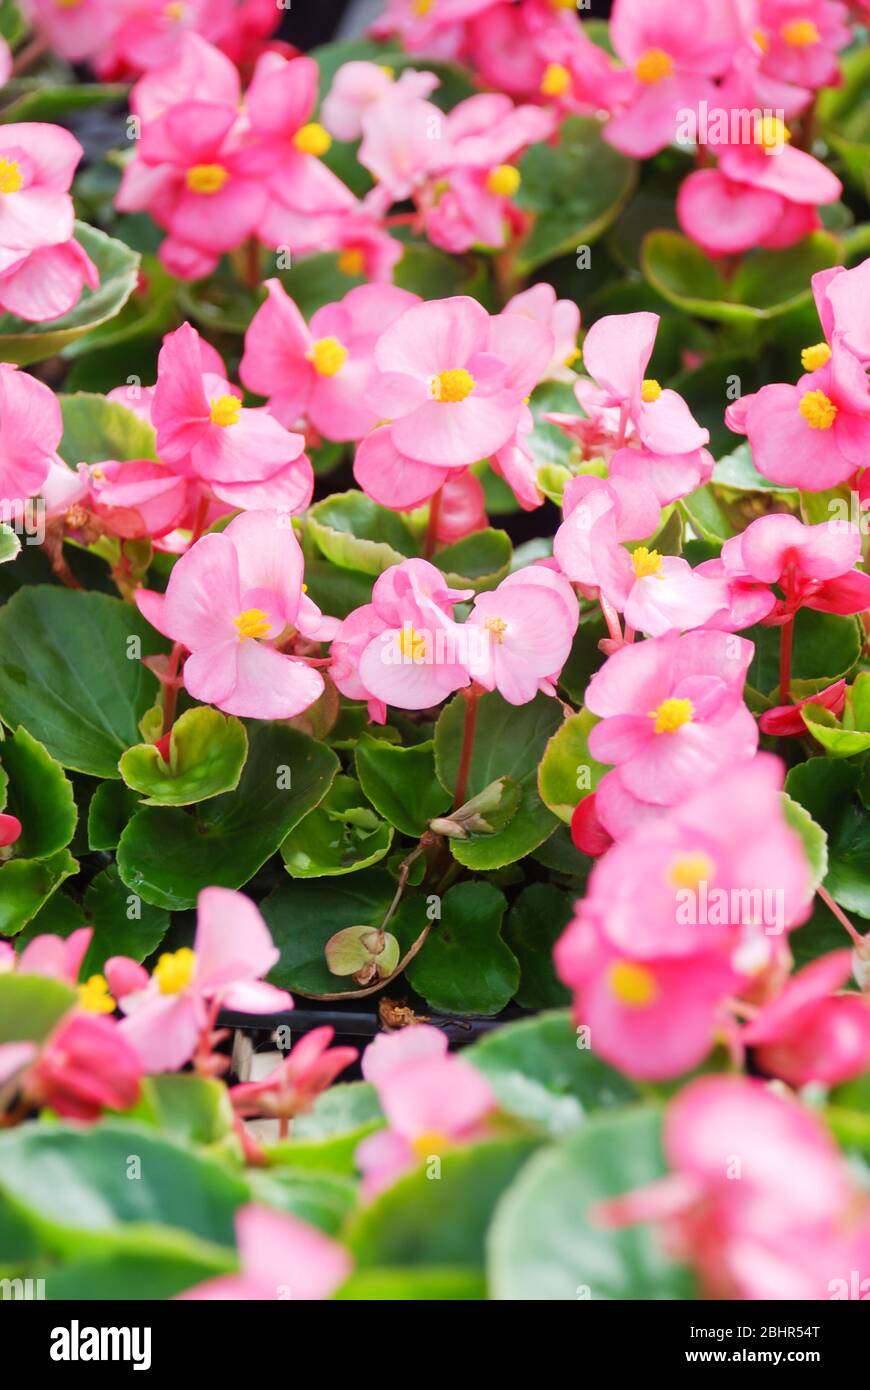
154;947;197;995
234;608;271;642
398;625;427;661
631;546;663;579
755;115;791;150
306;336;348;377
411;1129;449;1158
430;368;475;403
77;975;116;1014
641;378;662;403
649;698;694;734
53;0;83;7
799;389;837;430
550;0;578;8
486;164;521;198
668;851;714;891
164;1;185;18
293;122;332;157
801;341;831;372
484;616;508;642
0;157;23;194
635;48;674;84
337;246;366;276
540;63;571;98
210;394;241;427
186;163;229;195
380;65;395;78
753;28;769;52
564;346;582;368
782;18;820;46
608;960;658;1009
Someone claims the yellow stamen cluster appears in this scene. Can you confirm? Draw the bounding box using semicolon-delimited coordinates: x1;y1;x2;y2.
755;115;791;150
782;19;820;47
668;852;714;891
307;336;348;377
486;164;522;198
411;1129;449;1158
234;608;271;642
484;616;508;643
337;247;366;277
154;947;197;995
649;697;694;734
186;163;229;195
293;123;332;157
398;625;427;661
631;546;663;579
799;389;838;430
641;378;662;403
635;48;674;84
564;346;582;369
78;975;116;1014
431;368;475;403
164;1;185;19
753;28;769;53
608;960;658;1008
540;63;571;98
413;0;433;14
0;157;23;195
800;341;831;372
210;394;242;427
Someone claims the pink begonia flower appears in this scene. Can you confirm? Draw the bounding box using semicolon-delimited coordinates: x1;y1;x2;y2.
26;1012;142;1123
604;0;742;158
754;0;850;91
356;1023;494;1197
743;950;870;1087
119;887;293;1073
180;1204;351;1301
434;468;488;544
321;61;440;142
355;560;473;712
240;280;420;442
816;256;870;366
243;52;357;253
720;514;870;619
594;1076;866;1300
585;630;758;822
230;1026;358;1122
368;295;554;468
361;1021;449;1082
104;955;150;1001
676;167;817;258
108;0;237;76
0;363;64;507
28;0;132;64
0;1041;37;1088
0;812;22;848
553;475;661;593
16;927;93;986
504;282;581;384
370;0;494;57
465;565;578;704
129;31;241;124
759;677;848;736
331;207;404;284
726;338;870;492
86;459;200;542
152;322;313;513
154;509;328;720
491;408;543;512
692;556;777;633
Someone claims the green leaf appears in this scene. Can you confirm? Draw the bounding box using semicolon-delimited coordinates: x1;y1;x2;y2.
406;880;519;1015
337;1266;486;1300
538;709;606;823
488;1106;695;1300
515;116;637;274
135;1074;235;1147
642;230;842;324
0;1122;248;1256
0;726;76;858
782;794;828;895
249;1167;357;1237
262;871;428;995
785;758;870;919
502;884;573;1009
87;779;142;851
801;674;870;756
57;392;157;467
0;222;140;367
117;724;339;909
0;83;129;125
434;691;561;868
346;1135;541;1270
712;442;797;495
119;706;248;806
81;865;169;973
280;773;393;878
42;1234;234;1302
467;1010;639;1137
434;528;512;591
308;490;418;576
746;609;861;697
0;587;165;778
678;484;737;544
0;972;76;1044
0;523;20;565
354;735;450;837
0;849;78;937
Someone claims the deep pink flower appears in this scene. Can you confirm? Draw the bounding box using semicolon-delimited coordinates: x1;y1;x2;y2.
744;951;870;1087
230;1026;358;1122
754;0;850;92
817;256;870;365
759;678;848;736
26;1012;142;1122
119;887;293;1073
0;812;22;849
180;1204;350;1301
240;280;420;442
0;364;63;507
720;513;870;618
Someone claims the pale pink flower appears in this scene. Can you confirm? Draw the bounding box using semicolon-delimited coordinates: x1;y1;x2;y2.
0;364;63;507
321;60;440;142
504;282;581;383
465;565;578;704
180;1204;350;1301
231;1026;358;1123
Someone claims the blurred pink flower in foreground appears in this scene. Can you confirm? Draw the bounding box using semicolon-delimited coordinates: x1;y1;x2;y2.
180;1204;350;1301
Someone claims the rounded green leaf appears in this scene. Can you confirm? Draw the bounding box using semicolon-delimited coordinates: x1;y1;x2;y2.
87;780;141;851
782;794;828;895
354;735;450;837
502;884;573;1009
0;849;78;938
434;528;512;592
0;726;76;858
0;222;140;366
0;972;76;1044
0;587;166;778
119;707;248;806
308;490;418;576
488;1107;695;1299
0;523;20;565
538;709;607;823
746;609;861;698
406;880;519;1015
82;865;169;973
58;392;157;467
117;724;339;909
281;774;393;878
